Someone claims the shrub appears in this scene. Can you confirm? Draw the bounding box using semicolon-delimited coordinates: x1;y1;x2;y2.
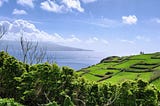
0;98;23;106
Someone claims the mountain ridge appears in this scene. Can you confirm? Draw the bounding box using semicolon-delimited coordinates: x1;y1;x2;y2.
0;40;91;51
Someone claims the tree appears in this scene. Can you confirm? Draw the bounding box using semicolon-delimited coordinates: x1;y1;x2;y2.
0;51;26;99
113;79;158;106
0;98;23;106
20;36;46;64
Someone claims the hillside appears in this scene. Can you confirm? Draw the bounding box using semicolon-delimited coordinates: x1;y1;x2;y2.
78;52;160;90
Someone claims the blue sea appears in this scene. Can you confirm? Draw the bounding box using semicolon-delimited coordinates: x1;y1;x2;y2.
8;50;108;70
0;41;109;70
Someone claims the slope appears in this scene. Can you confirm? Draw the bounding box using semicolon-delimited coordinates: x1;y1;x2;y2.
77;52;160;90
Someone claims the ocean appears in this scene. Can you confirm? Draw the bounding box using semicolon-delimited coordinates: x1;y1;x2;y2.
49;51;107;70
7;50;108;70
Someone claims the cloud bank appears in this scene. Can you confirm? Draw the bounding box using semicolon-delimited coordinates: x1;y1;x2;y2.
0;19;108;50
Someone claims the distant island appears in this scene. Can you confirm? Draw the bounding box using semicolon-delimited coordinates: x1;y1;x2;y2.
0;40;92;51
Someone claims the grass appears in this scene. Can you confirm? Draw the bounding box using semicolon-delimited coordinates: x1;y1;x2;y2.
88;62;117;69
145;59;160;63
90;69;119;75
154;65;160;70
82;73;101;81
129;54;152;59
103;72;139;84
126;68;149;72
151;78;160;90
77;71;85;75
133;64;157;69
113;60;140;69
139;72;153;81
78;52;160;90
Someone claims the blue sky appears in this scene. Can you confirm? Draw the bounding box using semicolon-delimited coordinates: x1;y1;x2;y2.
0;0;160;55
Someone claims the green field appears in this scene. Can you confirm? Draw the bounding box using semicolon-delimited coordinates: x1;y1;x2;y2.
78;52;160;90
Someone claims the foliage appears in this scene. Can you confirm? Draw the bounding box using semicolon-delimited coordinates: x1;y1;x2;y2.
63;96;74;106
15;63;77;105
0;51;26;99
114;79;158;106
44;101;58;106
0;51;159;106
0;98;23;106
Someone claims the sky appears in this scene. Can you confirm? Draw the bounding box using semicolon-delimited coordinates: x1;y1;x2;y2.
0;0;160;55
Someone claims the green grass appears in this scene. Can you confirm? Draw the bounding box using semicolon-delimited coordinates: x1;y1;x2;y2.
76;71;85;75
103;72;139;84
151;78;160;90
87;62;117;69
127;68;148;72
129;54;152;59
139;72;153;81
133;64;156;69
154;65;160;70
89;69;120;75
102;72;152;84
84;62;119;75
82;74;101;81
113;60;140;69
78;52;160;90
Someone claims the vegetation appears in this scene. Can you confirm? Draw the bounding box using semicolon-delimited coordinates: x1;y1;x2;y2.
0;51;159;106
0;98;23;106
78;52;160;91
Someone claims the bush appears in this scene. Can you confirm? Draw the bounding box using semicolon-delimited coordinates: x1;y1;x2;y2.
0;51;26;99
44;101;58;106
0;98;23;106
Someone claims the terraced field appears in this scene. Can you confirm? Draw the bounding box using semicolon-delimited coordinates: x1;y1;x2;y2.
77;52;160;90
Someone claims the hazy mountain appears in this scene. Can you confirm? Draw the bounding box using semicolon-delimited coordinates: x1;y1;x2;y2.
0;40;91;51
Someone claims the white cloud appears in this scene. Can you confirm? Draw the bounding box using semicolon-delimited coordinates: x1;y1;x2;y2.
17;0;34;8
121;39;135;44
0;0;8;7
86;37;109;45
80;17;120;28
101;39;109;45
12;9;27;15
0;19;62;42
95;18;119;28
40;0;65;13
155;19;160;23
122;15;137;25
0;19;109;50
136;35;150;42
66;35;81;42
120;35;150;45
86;37;98;43
151;18;160;24
40;0;84;13
0;19;82;43
81;0;96;3
62;0;84;12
